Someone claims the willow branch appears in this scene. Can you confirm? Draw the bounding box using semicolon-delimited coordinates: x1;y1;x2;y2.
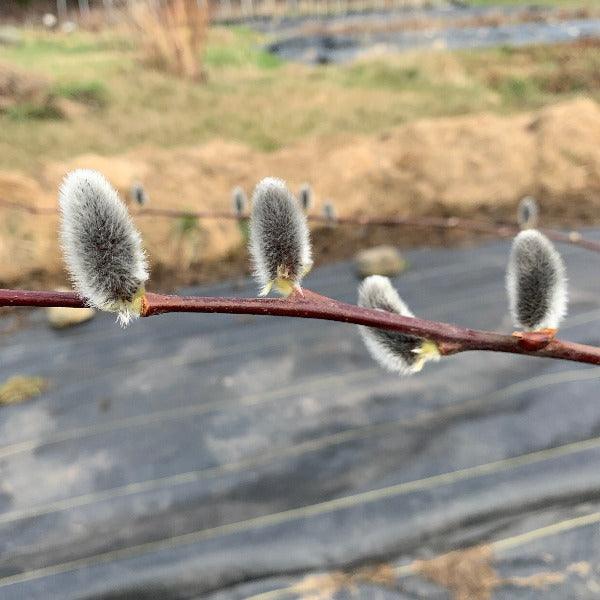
1;288;599;366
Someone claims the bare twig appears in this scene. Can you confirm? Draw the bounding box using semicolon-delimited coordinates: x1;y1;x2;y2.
0;288;599;366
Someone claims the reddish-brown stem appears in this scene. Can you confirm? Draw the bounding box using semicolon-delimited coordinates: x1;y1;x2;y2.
2;197;600;254
0;289;87;309
0;288;599;366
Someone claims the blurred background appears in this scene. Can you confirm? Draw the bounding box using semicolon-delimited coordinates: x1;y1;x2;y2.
1;1;600;598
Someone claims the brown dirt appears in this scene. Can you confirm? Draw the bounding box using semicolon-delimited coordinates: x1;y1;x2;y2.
0;62;52;113
2;97;600;290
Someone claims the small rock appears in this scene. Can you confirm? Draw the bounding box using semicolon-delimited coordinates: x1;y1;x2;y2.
0;27;22;47
46;290;95;329
42;14;58;29
47;305;95;329
354;245;407;278
61;21;78;34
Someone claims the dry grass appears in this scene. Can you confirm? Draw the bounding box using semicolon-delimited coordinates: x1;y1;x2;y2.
1;28;600;172
286;563;397;599
129;0;209;81
0;375;48;405
0;61;55;117
415;545;498;600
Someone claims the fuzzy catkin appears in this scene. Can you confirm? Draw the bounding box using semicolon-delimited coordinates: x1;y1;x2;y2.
518;196;539;230
323;202;336;224
299;184;312;212
506;230;567;331
59;169;148;325
232;187;247;216
358;276;438;374
249;177;312;296
131;182;149;207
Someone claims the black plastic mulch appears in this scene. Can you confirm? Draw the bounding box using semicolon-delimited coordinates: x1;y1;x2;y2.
1;234;600;599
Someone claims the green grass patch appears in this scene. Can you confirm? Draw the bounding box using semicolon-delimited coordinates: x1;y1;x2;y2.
1;27;600;171
204;27;283;70
493;75;542;105
52;80;109;108
342;61;422;89
204;44;282;69
6;102;60;121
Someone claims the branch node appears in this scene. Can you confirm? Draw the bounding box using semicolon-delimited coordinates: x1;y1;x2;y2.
141;293;150;317
512;329;556;351
437;341;463;356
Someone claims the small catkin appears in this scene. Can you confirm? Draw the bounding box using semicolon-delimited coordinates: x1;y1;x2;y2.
517;196;539;230
323;201;336;225
357;275;439;374
298;184;312;212
249;177;312;296
506;229;567;331
130;182;149;207
59;169;149;326
232;186;247;216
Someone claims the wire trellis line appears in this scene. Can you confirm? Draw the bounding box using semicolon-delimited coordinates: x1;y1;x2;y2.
1;197;599;254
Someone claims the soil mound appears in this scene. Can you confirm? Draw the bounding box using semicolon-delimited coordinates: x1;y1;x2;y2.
1;97;599;288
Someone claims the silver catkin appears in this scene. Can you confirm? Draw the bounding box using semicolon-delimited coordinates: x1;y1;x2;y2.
357;275;439;374
232;186;247;216
517;196;539;230
506;229;567;331
298;183;312;212
249;177;312;296
59;169;149;326
323;201;336;225
130;182;149;207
